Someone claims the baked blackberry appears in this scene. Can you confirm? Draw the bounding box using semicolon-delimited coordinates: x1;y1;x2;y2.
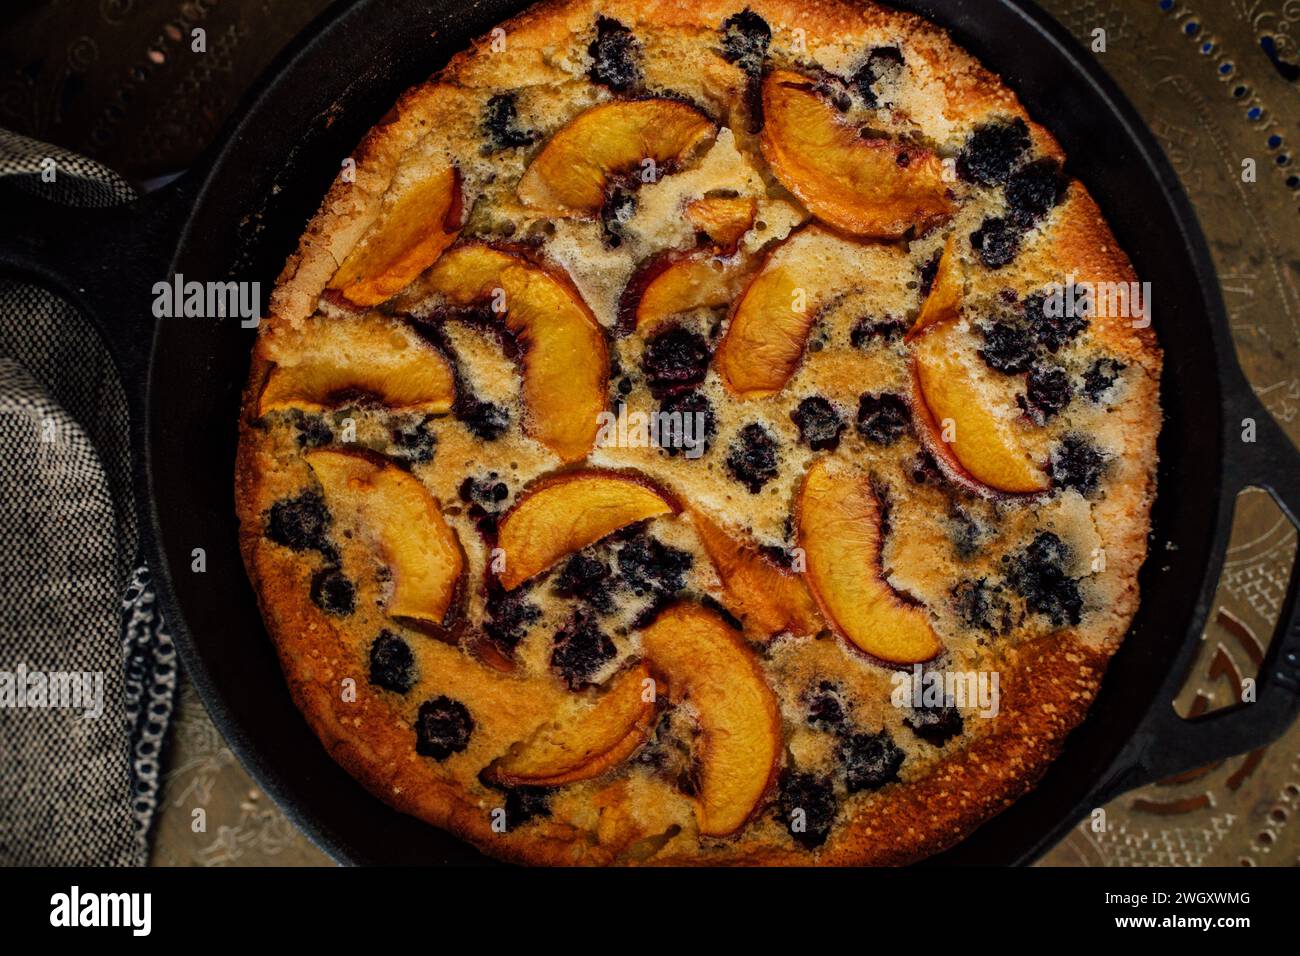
390;415;438;464
1083;357;1126;402
484;586;541;652
553;551;617;613
840;730;905;792
1005;159;1066;225
850;315;906;347
310;567;356;616
482;93;537;151
617;534;691;597
458;474;510;511
978;320;1038;374
550;611;617;688
851;45;904;107
952;578;1012;635
1025;291;1088;352
656;389;715;457
726;422;779;492
587;16;641;91
1008;532;1084;626
792;396;847;451
369;630;417;693
455;395;510;440
720;8;772;74
642;325;711;397
291;411;333;449
905;702;965;746
415;696;474;760
856;392;910;446
957;119;1030;185
775;770;837;849
971;216;1022;269
265;491;332;554
600;186;638;248
1020;363;1073;424
806;682;848;732
1050;434;1107;496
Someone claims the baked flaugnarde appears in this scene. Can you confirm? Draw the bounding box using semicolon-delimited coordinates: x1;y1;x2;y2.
236;0;1161;865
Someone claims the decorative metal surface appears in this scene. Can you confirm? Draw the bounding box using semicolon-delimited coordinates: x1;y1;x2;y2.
2;0;1295;866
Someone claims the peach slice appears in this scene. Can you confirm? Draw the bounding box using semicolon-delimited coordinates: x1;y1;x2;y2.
305;449;463;626
617;250;752;336
684;195;757;248
495;470;678;590
691;509;822;639
327;162;463;307
258;314;455;415
640;603;781;837
715;225;868;398
487;664;656;787
906;235;963;341
910;322;1051;495
798;458;942;664
517;99;717;215
759;70;952;239
422;243;609;462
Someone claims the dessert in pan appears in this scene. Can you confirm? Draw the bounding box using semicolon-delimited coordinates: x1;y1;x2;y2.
236;0;1159;864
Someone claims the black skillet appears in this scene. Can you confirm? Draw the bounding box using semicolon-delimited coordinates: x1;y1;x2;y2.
2;0;1298;865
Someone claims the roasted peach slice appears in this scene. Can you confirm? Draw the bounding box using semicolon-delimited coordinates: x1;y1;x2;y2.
423;243;608;462
798;458;942;664
715;225;868;398
911;322;1051;495
487;664;656;787
517;99;716;215
691;509;822;639
258;313;455;415
906;235;963;341
760;70;952;239
327;162;463;307
495;470;678;590
684;195;757;248
305;449;463;626
640;603;781;837
617;250;752;335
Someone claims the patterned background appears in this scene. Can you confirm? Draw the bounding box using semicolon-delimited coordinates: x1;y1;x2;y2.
2;0;1296;866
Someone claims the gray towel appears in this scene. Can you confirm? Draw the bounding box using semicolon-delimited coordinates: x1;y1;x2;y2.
0;129;175;866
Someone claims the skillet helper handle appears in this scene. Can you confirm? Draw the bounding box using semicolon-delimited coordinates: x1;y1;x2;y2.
1125;376;1300;788
0;181;186;407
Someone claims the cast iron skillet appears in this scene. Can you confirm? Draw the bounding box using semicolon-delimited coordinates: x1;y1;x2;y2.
2;0;1298;865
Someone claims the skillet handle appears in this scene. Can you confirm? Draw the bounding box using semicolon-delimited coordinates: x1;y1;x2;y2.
1105;373;1300;795
0;180;189;416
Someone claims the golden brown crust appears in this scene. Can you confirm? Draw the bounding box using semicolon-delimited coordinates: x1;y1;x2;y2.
236;0;1163;866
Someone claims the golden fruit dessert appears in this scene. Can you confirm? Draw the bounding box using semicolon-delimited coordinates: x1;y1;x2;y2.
237;0;1160;865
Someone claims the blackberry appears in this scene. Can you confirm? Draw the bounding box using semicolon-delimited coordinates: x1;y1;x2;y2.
840;730;905;793
956;119;1030;185
600;186;637;247
1050;434;1107;496
369;630;416;693
855;392;910;446
588;16;641;91
642;325;711;397
291;411;333;449
310;567;356;616
952;578;1011;635
905;701;965;746
456;395;510;440
458;474;510;511
1008;532;1084;627
1020;364;1073;424
917;250;943;297
1025;291;1088;353
791;396;847;451
719;8;771;74
656;389;716;457
484;586;541;652
978;321;1038;374
1082;357;1125;403
265;491;332;554
971;216;1022;269
414;695;474;760
551;610;617;689
1005;159;1066;226
501;785;552;826
850;315;906;347
554;551;617;613
617;534;692;597
850;45;904;107
482;93;536;151
806;682;847;732
725;422;779;492
390;415;437;464
949;507;987;561
774;770;837;849
906;451;943;486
